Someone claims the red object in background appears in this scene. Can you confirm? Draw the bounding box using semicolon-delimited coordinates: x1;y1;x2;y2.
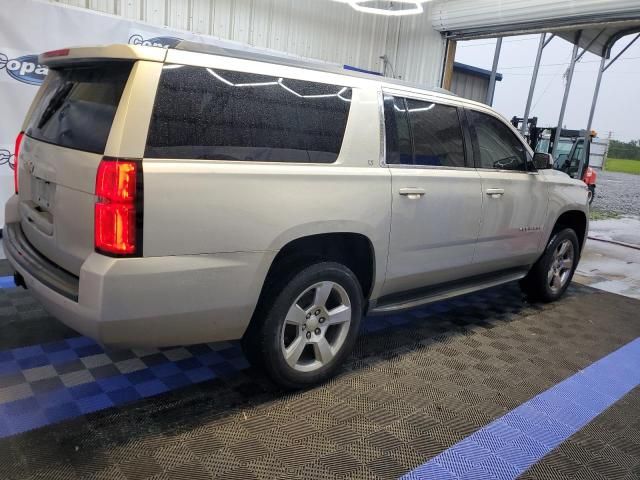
582;166;596;186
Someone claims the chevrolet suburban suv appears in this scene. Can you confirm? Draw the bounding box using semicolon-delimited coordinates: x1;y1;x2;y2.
4;42;589;389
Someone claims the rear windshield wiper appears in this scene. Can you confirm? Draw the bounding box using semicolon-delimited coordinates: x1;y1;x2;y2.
37;82;74;129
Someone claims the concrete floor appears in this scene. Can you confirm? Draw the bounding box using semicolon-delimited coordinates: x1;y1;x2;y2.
574;216;640;300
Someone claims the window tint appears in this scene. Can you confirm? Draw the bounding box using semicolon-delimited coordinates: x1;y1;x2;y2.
145;65;352;163
467;110;528;171
406;99;465;167
25;61;132;154
383;95;412;165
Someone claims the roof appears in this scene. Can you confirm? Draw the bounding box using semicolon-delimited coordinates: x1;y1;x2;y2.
174;40;455;95
453;62;503;81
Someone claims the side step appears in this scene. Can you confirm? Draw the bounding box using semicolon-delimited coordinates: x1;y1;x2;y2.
369;268;528;315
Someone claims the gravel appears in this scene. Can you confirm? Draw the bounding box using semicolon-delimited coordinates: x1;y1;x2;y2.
591;169;640;216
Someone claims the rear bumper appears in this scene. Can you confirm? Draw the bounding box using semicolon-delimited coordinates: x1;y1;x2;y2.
3;221;273;348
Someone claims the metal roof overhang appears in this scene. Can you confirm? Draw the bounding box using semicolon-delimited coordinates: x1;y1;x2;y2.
433;0;640;57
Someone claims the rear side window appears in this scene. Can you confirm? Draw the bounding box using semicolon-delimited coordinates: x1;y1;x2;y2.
145;65;352;163
25;61;132;154
384;94;466;167
383;95;412;165
407;99;465;167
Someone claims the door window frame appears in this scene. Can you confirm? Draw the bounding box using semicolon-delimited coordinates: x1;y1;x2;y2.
381;89;474;170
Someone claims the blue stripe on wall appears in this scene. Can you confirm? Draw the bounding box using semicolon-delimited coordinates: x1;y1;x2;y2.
401;337;640;480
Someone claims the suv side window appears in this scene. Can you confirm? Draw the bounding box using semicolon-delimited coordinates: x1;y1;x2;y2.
384;94;466;167
407;99;465;167
146;65;352;163
467;109;528;171
383;95;412;165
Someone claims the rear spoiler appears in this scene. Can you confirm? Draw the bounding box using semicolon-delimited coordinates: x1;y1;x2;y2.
39;44;167;67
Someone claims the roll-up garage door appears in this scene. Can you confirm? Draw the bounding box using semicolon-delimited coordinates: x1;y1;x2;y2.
432;0;640;43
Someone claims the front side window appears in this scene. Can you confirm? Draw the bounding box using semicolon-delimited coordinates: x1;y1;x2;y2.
146;65;352;163
467;109;528;171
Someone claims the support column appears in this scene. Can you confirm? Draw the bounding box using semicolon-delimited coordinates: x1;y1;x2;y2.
521;34;546;135
575;57;605;179
551;33;581;161
442;39;457;90
486;37;502;106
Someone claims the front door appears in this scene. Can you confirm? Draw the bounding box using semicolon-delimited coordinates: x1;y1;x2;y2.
382;94;483;296
465;109;548;272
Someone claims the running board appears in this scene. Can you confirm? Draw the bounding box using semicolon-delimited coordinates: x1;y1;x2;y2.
368;269;528;315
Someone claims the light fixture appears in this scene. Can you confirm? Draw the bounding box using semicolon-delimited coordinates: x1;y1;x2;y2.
333;0;431;17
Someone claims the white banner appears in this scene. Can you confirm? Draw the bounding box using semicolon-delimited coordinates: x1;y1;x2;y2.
0;0;312;226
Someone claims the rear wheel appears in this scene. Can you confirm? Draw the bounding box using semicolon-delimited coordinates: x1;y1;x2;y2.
587;185;595;205
243;262;363;389
520;228;579;302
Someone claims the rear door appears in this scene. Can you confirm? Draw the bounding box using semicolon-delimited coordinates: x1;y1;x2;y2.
382;93;483;296
465;108;548;272
17;61;134;275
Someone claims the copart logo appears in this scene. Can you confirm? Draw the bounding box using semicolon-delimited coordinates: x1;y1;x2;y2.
128;34;182;49
0;52;48;86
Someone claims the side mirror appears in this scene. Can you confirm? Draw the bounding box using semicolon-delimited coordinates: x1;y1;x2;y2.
533;152;554;170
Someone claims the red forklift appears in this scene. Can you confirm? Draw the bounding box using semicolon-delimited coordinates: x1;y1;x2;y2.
511;117;597;204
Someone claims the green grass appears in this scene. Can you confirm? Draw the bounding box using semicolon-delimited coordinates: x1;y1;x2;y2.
589;210;621;221
605;157;640;175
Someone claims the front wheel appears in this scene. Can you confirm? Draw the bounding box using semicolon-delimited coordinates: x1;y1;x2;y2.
520;228;580;302
243;262;363;389
587;185;595;205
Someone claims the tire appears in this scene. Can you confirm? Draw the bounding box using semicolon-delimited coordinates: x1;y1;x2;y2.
587;186;595;205
520;228;580;303
242;261;363;389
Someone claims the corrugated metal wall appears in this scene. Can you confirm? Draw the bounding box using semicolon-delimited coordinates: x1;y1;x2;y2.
47;0;446;87
450;71;489;104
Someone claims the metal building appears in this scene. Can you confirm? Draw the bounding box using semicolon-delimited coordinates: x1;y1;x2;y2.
47;0;447;87
450;62;503;104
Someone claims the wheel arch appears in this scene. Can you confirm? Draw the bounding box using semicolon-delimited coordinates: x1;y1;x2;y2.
263;232;376;301
550;210;588;252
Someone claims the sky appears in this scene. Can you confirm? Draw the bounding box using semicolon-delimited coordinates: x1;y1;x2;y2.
455;33;640;143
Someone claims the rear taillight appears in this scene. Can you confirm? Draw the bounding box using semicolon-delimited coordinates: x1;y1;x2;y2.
14;132;24;193
95;158;142;256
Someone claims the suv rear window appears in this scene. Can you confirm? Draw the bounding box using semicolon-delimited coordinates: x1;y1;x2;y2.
145;65;352;163
25;61;132;154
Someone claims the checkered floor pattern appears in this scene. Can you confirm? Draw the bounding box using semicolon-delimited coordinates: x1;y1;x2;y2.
0;337;250;436
0;266;639;479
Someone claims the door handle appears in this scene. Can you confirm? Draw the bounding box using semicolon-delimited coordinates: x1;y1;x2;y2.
399;187;425;199
486;188;505;197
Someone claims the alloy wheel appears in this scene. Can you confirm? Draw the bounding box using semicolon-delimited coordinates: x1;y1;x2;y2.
548;239;574;294
280;281;352;372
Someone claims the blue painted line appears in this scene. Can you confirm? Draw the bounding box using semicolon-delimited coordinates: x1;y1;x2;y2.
401;337;640;480
0;276;16;289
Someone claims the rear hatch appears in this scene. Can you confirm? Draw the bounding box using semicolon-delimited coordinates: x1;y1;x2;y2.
17;61;133;276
